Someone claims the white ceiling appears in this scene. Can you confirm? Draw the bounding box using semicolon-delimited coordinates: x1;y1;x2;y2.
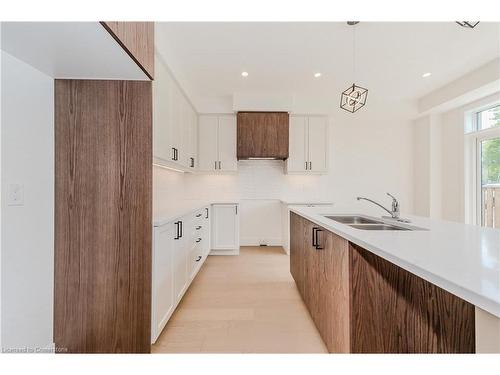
155;22;500;110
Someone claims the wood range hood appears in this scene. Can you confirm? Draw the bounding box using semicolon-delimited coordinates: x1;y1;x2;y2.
237;112;289;160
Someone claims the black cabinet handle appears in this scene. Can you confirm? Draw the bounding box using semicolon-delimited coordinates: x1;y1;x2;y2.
312;227;317;247
315;228;324;250
172;147;176;161
205;207;209;219
190;157;194;167
174;221;180;240
305;161;308;170
196;213;202;218
196;238;202;243
218;161;221;169
215;161;217;170
309;161;312;170
195;255;202;262
196;225;202;230
179;220;183;238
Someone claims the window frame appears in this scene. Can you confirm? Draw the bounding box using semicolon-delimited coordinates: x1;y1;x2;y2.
465;108;500;225
470;103;500;133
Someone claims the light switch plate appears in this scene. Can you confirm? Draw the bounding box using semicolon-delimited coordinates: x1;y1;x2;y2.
7;183;24;206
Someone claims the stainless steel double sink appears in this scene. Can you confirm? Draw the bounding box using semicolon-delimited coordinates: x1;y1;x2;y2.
324;215;424;231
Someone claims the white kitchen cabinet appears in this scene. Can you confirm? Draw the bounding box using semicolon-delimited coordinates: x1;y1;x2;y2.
218;116;238;172
307;116;328;172
285;115;328;174
172;219;187;302
153;54;198;172
187;109;198;169
202;206;211;257
153;55;174;163
151;222;175;343
287;115;308;172
152;205;212;343
198;115;237;173
198;116;219;171
211;204;240;255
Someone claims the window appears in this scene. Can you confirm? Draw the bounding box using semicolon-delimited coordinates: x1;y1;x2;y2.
465;103;500;228
478;136;500;227
475;105;500;131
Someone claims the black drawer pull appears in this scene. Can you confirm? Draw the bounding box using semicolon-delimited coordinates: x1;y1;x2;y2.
196;238;202;243
195;255;202;262
196;213;202;218
196;225;202;230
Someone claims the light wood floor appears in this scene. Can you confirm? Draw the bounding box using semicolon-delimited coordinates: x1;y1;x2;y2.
152;246;328;353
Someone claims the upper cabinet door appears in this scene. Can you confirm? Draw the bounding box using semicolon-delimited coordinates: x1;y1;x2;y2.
218;116;238;172
307;116;328;172
101;22;154;79
178;95;191;168
286;116;308;172
198;116;219;171
188;108;198;169
153;56;173;162
171;84;182;155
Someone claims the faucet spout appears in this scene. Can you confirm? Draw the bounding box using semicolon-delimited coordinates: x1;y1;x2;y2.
356;197;394;217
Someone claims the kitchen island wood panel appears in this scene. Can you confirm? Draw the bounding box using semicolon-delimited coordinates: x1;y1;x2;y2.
349;243;475;353
289;213;475;353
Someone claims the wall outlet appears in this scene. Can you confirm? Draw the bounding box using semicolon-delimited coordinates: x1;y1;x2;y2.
7;183;24;206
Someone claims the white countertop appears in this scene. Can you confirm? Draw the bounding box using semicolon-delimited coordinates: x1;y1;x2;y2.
290;206;500;318
154;201;239;227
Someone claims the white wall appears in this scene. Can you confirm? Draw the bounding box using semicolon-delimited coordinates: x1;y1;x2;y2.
154;98;416;245
413;92;500;222
1;51;54;350
412;114;443;218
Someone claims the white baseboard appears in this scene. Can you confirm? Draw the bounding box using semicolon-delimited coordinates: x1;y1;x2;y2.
210;249;240;256
240;237;282;247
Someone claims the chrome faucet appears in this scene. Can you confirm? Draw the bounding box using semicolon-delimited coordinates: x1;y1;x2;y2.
356;193;408;222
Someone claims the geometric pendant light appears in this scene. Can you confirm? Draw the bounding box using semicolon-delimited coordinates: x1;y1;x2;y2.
456;21;480;28
340;83;369;113
340;21;368;113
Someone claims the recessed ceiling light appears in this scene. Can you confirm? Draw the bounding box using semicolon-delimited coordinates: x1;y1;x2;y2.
314;72;322;78
241;71;249;77
422;72;432;78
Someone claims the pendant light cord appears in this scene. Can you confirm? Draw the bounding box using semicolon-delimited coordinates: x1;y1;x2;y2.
352;24;356;85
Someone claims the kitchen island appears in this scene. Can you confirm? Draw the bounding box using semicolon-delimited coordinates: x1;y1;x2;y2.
289;206;500;353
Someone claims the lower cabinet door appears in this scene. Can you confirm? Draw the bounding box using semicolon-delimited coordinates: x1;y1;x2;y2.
211;204;239;251
203;207;211;256
173;222;187;301
152;223;174;343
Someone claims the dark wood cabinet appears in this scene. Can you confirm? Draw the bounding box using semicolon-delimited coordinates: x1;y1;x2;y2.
237;112;289;160
54;80;152;353
289;213;475;353
290;213;350;352
101;22;154;79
